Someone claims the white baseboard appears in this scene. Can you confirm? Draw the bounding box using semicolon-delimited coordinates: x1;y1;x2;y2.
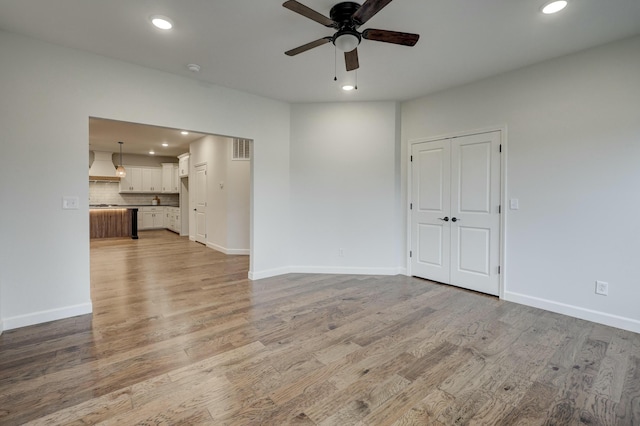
291;265;405;276
2;302;93;331
504;291;640;334
0;319;3;335
206;242;249;255
249;266;293;280
248;265;405;281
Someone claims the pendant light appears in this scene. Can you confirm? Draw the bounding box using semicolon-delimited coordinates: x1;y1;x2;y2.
116;141;126;178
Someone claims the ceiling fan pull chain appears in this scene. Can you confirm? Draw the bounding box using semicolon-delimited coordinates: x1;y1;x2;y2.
355;69;358;90
334;46;337;81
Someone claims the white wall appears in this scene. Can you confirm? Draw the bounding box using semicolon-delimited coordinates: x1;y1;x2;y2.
401;35;640;333
227;140;251;252
289;102;403;275
0;30;290;329
189;135;250;255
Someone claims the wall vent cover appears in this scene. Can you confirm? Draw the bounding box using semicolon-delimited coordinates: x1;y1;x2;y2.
233;139;251;160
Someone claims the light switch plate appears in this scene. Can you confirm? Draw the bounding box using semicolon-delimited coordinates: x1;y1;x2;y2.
510;198;519;210
62;196;79;210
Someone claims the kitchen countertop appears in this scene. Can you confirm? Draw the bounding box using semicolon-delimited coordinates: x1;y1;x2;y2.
89;204;179;209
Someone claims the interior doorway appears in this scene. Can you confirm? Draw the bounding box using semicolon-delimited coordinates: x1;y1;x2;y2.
88;117;252;302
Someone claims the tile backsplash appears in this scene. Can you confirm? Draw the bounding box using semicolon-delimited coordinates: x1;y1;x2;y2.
90;182;179;206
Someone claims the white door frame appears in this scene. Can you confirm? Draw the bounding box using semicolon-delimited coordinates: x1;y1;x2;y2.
193;162;208;245
407;126;508;299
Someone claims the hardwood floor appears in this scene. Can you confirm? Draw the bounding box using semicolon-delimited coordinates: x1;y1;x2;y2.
1;230;639;425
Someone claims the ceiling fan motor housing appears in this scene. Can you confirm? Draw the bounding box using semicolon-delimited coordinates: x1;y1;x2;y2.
330;2;361;27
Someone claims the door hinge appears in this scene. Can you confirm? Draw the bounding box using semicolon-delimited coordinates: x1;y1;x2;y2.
409;251;412;258
499;144;502;153
498;266;501;274
498;205;501;214
410;155;413;162
410;203;413;210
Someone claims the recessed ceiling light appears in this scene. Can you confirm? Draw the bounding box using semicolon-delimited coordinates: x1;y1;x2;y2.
162;143;169;147
149;151;155;155
342;85;355;91
541;0;568;14
181;131;189;135
150;15;173;30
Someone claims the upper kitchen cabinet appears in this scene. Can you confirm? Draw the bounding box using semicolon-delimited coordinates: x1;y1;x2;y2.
178;153;189;177
120;166;161;193
119;167;143;193
162;163;179;193
142;168;162;192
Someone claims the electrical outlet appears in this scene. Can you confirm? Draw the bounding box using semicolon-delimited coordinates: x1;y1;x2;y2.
338;248;344;257
595;281;608;296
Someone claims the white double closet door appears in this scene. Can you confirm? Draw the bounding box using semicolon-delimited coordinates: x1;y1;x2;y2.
411;131;501;296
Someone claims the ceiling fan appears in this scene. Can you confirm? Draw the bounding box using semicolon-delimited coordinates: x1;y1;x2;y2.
283;0;419;72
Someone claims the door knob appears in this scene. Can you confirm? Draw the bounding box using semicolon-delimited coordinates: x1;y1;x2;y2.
451;217;459;222
438;217;449;222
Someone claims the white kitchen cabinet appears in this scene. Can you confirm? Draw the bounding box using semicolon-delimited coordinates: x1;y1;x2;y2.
120;166;162;193
119;167;143;193
165;207;181;233
142;168;162;192
178;153;189;177
139;206;165;229
172;165;179;192
161;163;179;193
174;211;181;233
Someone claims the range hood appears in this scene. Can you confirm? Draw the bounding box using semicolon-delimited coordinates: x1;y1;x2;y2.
89;151;120;181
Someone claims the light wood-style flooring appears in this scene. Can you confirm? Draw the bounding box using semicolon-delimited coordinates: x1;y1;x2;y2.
1;230;639;425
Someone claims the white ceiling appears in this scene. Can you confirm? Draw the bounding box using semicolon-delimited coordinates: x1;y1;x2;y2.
89;118;207;157
1;0;639;105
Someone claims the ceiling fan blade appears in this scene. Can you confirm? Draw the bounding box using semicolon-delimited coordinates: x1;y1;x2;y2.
362;29;420;46
283;0;335;27
285;37;332;56
345;49;359;71
352;0;394;25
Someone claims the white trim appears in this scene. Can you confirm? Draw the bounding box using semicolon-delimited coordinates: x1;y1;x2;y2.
504;291;640;334
0;320;3;335
291;266;404;276
2;302;93;331
249;266;293;280
206;242;249;255
248;265;406;281
406;126;508;298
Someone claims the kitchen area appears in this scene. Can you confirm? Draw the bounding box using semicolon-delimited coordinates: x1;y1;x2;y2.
88;117;251;256
89;118;200;240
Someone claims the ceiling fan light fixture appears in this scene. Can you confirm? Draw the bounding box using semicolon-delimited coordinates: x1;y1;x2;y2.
342;85;355;91
334;30;360;52
541;0;568;14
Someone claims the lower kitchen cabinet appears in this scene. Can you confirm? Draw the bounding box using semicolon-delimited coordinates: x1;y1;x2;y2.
165;207;181;233
139;207;164;230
